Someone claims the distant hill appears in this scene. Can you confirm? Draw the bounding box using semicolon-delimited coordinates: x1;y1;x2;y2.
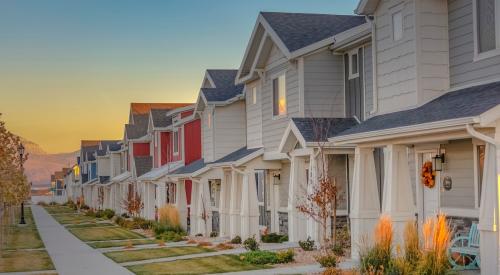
21;138;78;188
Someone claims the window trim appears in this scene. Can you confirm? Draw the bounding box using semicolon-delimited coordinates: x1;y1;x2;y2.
172;128;179;156
348;48;360;80
392;10;403;42
473;0;500;62
272;73;287;119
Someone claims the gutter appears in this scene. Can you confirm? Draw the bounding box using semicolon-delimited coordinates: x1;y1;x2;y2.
466;124;499;146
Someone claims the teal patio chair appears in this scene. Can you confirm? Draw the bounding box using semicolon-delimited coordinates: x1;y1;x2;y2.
448;223;480;270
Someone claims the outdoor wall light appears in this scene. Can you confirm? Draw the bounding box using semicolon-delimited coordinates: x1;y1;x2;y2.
272;172;281;185
433;152;445;172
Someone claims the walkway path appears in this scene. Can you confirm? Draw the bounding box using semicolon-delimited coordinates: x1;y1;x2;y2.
31;205;133;275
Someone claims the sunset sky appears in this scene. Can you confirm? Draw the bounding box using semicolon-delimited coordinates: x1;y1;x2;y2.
0;0;358;153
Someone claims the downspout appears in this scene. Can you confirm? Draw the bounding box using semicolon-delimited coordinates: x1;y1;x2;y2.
367;15;378;115
466;124;498;146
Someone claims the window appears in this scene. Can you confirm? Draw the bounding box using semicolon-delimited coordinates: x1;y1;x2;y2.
272;74;286;116
173;129;179;155
392;11;403;41
348;49;359;79
474;0;500;57
252;86;257;105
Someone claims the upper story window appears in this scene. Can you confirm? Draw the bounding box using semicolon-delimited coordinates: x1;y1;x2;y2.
252;86;257;105
173;129;179;155
474;0;500;59
272;74;287;117
348;49;360;79
392;10;403;41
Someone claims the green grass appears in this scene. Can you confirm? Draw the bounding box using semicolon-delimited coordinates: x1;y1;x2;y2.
88;239;157;248
69;226;145;242
105;246;214;263
66;222;116;229
1;208;44;250
127;255;269;275
52;213;102;225
0;250;54;273
43;206;75;214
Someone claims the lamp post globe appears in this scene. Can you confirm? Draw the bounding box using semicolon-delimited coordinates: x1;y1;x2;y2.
18;142;26;225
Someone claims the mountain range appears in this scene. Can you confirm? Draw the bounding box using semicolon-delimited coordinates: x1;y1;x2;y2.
22;139;77;188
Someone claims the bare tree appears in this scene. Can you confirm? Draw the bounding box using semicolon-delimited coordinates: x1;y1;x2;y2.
200;194;209;236
121;182;143;217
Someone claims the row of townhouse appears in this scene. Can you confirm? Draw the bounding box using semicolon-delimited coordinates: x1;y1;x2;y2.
63;0;500;271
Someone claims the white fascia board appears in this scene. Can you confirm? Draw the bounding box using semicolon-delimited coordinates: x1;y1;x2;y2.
479;104;500;127
128;135;151;143
204;71;216;88
236;18;263;83
257;14;292;59
263;151;289;161
330;117;478;145
277;121;307;153
211;148;265;168
194;92;208;114
208;95;245;107
355;0;380;15
330;25;372;52
166;104;195;117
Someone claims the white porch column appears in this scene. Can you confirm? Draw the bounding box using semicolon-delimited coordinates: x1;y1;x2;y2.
196;178;211;236
382;145;415;245
229;170;241;238
307;153;321;244
350;147;381;261
240;171;260;239
219;173;230;237
175;180;188;230
190;180;199;235
288;156;307;242
479;141;499;274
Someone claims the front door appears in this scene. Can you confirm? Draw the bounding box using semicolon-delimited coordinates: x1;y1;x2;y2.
419;152;439;222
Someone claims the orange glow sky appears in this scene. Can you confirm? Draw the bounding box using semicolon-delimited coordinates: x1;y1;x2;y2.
0;0;357;153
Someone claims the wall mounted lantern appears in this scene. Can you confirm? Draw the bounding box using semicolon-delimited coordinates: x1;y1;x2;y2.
433;147;445;172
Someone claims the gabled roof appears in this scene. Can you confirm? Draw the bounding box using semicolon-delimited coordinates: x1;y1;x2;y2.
211;147;262;165
261;12;366;53
134;156;152;177
169;159;207;176
206;70;239;88
126;114;150;140
150;109;173;128
331;81;500;142
201;85;245;103
108;143;122;152
130;103;192;115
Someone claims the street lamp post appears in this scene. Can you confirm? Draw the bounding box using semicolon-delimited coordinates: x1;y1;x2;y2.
18;143;26;225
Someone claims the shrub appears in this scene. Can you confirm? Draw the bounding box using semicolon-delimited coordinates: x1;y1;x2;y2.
158;231;185;242
94;210;104;218
415;214;451;275
197;241;213;247
195;233;203;237
133;217;153;230
299;237;315;251
332;243;344;257
103;209;115;219
321;267;343;275
215;243;233;250
210;231;218;238
85;209;96;217
239;250;278;265
243;235;259;251
261;232;287;243
279;235;288;243
360;215;393;273
80;204;89;210
276;249;294;263
230;235;242;244
121;213;130;218
49;201;58;206
315;253;337;268
158;205;181;229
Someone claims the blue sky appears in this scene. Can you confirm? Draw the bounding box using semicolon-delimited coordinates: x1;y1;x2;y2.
0;0;359;152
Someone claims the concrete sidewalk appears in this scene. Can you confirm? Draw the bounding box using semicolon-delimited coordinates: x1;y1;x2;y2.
31;205;133;275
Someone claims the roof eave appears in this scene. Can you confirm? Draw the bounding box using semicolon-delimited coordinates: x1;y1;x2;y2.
355;0;380;15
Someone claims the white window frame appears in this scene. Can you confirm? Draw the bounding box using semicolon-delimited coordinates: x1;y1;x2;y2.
252;86;257;105
172;128;179;156
392;10;403;42
473;0;500;61
272;73;287;118
348;48;360;80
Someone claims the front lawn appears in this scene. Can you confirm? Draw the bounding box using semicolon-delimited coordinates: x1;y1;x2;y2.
105;246;213;263
66;222;116;229
43;205;75;215
69;226;145;241
0;250;54;273
1;208;44;250
88;239;157;248
52;213;101;225
127;255;269;275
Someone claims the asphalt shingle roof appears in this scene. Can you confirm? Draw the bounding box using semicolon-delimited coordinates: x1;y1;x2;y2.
261;12;366;52
169;159;207;175
108;143;122;152
151;109;173;128
207;70;239;88
126;114;150;139
134;156;152;177
201;85;244;102
292;118;359;142
212;147;261;164
335;81;500;137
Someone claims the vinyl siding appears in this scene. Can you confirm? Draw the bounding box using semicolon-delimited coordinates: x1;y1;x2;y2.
448;0;500;87
213;100;247;161
440;139;475;209
279;161;290;208
364;44;374;118
303;49;345;117
328;155;348;211
202;107;214;162
111;154;121;178
97;157;110;177
262;44;300;152
416;0;450;104
375;0;418;114
245;80;263;149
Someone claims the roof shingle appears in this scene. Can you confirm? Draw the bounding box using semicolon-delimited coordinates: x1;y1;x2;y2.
292;118;359;142
134;156;152;177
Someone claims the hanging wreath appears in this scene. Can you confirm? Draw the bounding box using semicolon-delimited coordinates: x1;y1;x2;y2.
421;161;435;188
